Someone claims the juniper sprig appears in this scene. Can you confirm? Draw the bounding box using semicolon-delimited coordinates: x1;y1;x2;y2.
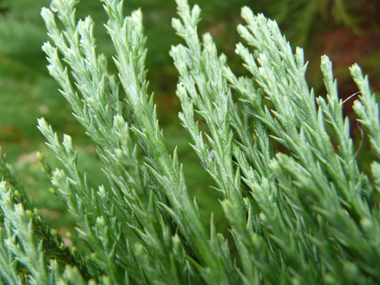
0;0;379;284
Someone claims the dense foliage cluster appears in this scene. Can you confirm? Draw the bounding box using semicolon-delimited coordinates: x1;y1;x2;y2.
0;0;379;284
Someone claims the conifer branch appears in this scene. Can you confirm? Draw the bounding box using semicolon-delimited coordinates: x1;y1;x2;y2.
0;0;378;284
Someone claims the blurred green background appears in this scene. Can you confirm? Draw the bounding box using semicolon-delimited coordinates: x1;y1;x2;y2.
0;0;379;236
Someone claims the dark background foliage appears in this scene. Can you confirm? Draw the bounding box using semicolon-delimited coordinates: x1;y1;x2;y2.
0;0;379;236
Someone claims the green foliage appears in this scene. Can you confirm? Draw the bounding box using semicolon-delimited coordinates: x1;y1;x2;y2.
268;0;361;46
0;0;379;284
